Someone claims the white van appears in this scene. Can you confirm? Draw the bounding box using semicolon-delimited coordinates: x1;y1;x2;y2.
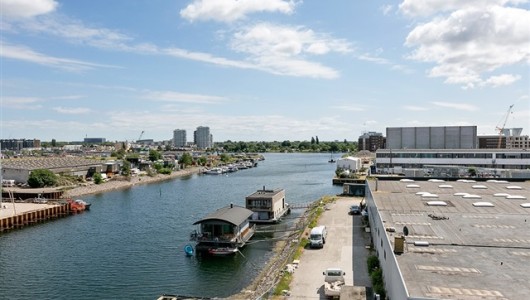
309;225;327;248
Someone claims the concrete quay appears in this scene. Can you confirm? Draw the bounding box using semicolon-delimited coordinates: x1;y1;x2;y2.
0;202;74;233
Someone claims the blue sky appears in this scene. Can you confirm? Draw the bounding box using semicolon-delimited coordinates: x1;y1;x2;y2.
1;0;529;143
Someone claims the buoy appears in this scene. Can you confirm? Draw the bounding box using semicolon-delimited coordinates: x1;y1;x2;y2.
184;244;194;256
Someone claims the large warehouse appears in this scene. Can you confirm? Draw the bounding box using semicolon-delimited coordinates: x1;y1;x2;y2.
365;178;530;300
2;157;105;184
386;126;477;150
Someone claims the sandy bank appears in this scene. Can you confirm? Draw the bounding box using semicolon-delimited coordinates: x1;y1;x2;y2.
63;167;203;198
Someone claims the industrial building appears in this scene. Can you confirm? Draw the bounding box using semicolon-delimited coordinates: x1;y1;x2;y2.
374;148;530;178
386;126;477;150
1;157;105;183
365;178;530;300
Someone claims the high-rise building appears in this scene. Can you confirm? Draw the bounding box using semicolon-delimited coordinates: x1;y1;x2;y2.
194;126;212;149
173;129;187;148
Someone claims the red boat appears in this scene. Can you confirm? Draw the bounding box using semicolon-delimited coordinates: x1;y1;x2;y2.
67;199;91;213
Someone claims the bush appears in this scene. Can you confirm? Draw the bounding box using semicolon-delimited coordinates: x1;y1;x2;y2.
28;169;57;188
93;173;103;184
367;255;386;299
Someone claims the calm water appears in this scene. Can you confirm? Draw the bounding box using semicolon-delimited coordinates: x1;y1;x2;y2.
0;153;341;300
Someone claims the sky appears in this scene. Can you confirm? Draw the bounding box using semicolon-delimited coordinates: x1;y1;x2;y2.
1;0;529;143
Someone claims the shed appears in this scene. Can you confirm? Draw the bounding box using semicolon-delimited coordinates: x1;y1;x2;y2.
336;156;361;172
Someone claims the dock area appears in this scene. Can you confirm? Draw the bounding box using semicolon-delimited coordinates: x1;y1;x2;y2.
0;201;77;233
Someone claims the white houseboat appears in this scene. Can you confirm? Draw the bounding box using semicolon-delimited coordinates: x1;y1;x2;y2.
245;187;290;224
190;204;255;255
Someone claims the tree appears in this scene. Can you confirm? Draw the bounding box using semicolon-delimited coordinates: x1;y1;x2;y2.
220;153;231;163
149;149;162;162
51;139;56;147
93;173;103;184
180;152;193;167
316;136;319;144
27;169;57;188
311;137;315;144
197;156;207;166
121;160;131;177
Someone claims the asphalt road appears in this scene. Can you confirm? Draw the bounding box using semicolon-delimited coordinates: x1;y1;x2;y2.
287;196;371;299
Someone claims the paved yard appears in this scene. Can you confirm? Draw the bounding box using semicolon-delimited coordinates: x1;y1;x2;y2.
287;197;371;299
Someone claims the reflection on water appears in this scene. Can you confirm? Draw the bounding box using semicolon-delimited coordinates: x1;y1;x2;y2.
0;153;342;299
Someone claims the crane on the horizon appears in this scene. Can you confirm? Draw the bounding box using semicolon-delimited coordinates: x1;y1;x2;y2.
496;104;514;148
138;130;145;142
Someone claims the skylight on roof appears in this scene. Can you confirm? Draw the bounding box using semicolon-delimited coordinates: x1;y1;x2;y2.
487;179;508;183
422;193;439;198
472;185;488;189
427;201;447;206
506;186;523;190
520;203;530;208
428;179;445;182
506;195;527;200
438;184;453;188
494;193;510;197
473;202;494;207
454;192;469;196
406;184;420;188
457;179;476;183
400;179;414;182
463;194;482;199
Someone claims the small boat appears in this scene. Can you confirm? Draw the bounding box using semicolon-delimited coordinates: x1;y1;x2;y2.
75;199;91;211
208;247;238;256
184;244;194;256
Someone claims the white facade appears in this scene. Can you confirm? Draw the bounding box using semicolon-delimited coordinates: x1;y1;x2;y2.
336;156;361;171
173;129;187;148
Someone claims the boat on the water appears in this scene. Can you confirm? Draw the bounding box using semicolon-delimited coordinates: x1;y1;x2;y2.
184;244;194;256
246;187;290;224
67;198;91;213
208;247;238;256
190;204;255;255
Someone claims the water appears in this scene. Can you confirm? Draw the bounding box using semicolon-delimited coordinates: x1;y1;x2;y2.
0;153;341;299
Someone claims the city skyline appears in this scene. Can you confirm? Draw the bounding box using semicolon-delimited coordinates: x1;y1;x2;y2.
1;0;529;142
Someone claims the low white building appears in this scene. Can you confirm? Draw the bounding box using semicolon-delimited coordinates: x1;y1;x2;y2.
336;156;361;172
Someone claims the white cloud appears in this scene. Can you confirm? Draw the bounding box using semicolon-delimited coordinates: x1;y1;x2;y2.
2;96;42;109
404;4;530;88
180;0;297;23
381;4;394;15
398;0;527;17
432;101;479;111
143;91;228;104
230;23;352;78
53;107;92;114
0;42;118;71
482;74;521;87
0;0;58;19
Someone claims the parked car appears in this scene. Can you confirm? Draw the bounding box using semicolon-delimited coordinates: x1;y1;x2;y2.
349;204;361;215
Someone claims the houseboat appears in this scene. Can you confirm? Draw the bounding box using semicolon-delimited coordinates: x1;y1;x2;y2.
245;187;290;224
190;204;255;255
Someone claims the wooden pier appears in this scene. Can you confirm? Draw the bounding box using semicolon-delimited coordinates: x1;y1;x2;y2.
0;201;74;233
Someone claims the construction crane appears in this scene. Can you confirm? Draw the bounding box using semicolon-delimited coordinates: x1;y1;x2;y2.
138;130;145;142
496;104;514;148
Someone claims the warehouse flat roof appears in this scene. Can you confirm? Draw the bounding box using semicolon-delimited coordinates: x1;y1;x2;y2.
368;179;530;300
2;157;105;170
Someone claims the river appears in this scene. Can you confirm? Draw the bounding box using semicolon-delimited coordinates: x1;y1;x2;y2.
0;153;342;300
